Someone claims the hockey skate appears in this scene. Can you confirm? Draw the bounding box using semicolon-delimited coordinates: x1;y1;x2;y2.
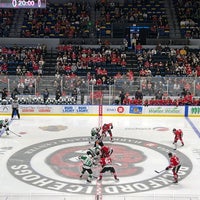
115;177;119;181
97;177;102;181
173;180;178;183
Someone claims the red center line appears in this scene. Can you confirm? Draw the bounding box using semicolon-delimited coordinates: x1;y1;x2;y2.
96;99;103;200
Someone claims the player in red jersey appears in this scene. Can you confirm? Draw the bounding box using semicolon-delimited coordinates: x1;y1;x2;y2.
101;145;113;158
101;123;114;142
173;128;184;150
165;152;181;183
97;156;119;181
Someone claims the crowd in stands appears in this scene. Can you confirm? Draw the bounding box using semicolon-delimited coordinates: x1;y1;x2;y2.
115;90;200;106
0;44;47;95
1;1;200;107
136;43;200;77
174;0;200;39
0;9;14;37
0;0;170;39
1;44;200;98
0;1;199;39
95;0;169;38
21;2;92;38
55;44;127;76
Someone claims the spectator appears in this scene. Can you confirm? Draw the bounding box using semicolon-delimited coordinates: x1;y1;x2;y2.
23;86;31;95
11;87;20;99
0;88;8;100
135;88;143;100
55;88;61;101
72;88;78;103
43;88;49;103
181;88;187;97
155;90;163;100
119;91;125;105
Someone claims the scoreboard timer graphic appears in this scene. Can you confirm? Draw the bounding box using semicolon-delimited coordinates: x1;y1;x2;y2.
0;0;46;8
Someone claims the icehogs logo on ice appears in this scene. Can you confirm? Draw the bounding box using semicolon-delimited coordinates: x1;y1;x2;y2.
7;137;192;195
47;145;146;178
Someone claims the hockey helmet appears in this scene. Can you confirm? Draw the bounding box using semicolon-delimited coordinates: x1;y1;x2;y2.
168;152;173;157
172;128;176;132
91;128;97;136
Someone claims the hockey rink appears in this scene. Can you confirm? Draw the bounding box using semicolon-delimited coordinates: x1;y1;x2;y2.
0;116;200;200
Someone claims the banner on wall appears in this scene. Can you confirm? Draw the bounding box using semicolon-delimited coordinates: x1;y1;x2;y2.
20;105;53;113
129;106;143;114
103;105;127;114
63;105;90;113
143;106;184;116
188;106;200;116
0;105;11;113
0;105;188;116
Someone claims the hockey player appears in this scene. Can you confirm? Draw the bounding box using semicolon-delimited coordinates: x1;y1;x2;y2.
101;145;113;158
89;127;101;143
165;152;181;183
0;120;3;136
0;118;10;136
3;118;10;135
101;123;114;142
97;156;119;181
86;146;101;165
79;153;96;183
87;146;100;158
89;127;104;147
173;128;184;150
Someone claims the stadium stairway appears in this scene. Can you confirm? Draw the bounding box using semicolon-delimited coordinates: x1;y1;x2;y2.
164;0;181;38
43;51;57;76
125;51;140;76
9;9;25;38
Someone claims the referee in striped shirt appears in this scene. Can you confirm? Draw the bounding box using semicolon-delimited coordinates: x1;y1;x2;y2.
11;97;20;119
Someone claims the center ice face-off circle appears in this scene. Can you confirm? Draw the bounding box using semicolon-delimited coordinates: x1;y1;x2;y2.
7;137;192;195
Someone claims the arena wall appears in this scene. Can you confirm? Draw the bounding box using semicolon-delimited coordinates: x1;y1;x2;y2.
0;105;199;117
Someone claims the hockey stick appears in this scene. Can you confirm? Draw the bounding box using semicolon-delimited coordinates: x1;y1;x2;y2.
154;169;166;174
9;130;21;137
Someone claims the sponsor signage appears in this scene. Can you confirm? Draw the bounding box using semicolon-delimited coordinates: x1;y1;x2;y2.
129;106;142;114
63;106;89;113
0;105;11;113
76;106;89;113
103;106;126;114
190;107;200;115
0;105;191;116
63;106;75;113
20;106;52;113
143;106;184;115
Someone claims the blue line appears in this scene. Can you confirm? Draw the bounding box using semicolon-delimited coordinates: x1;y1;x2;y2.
186;117;200;138
184;105;188;117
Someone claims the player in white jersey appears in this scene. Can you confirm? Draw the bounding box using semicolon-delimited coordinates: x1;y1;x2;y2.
79;153;95;183
0;118;10;136
89;127;101;143
86;146;101;165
